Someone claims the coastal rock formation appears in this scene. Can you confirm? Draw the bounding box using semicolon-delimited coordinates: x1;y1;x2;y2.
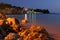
0;19;54;40
0;12;54;40
6;17;20;32
18;25;54;40
4;33;23;40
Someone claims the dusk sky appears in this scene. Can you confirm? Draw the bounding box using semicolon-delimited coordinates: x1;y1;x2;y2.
0;0;60;13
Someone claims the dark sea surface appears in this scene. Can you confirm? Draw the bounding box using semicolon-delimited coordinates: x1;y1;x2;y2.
6;13;60;40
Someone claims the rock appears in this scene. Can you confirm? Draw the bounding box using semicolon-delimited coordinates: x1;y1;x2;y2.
0;17;21;39
0;19;4;25
4;33;23;40
18;25;54;40
21;20;27;24
0;12;54;40
0;12;6;19
6;17;20;32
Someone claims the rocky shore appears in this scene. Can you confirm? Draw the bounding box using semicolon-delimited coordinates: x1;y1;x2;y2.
0;24;54;40
0;12;54;40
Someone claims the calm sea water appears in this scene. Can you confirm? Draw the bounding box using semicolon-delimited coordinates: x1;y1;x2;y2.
7;13;60;40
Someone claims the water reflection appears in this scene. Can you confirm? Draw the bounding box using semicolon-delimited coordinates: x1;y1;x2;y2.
28;13;37;25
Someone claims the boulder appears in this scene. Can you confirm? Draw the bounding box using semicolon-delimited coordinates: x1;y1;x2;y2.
18;25;54;40
0;17;21;39
0;13;54;40
4;33;23;40
6;17;20;32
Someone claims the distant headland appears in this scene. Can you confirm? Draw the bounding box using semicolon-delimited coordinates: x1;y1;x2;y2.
0;3;50;14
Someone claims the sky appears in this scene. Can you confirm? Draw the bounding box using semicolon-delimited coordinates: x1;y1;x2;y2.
0;0;60;13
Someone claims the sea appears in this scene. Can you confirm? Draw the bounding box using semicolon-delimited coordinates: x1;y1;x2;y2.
6;13;60;40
